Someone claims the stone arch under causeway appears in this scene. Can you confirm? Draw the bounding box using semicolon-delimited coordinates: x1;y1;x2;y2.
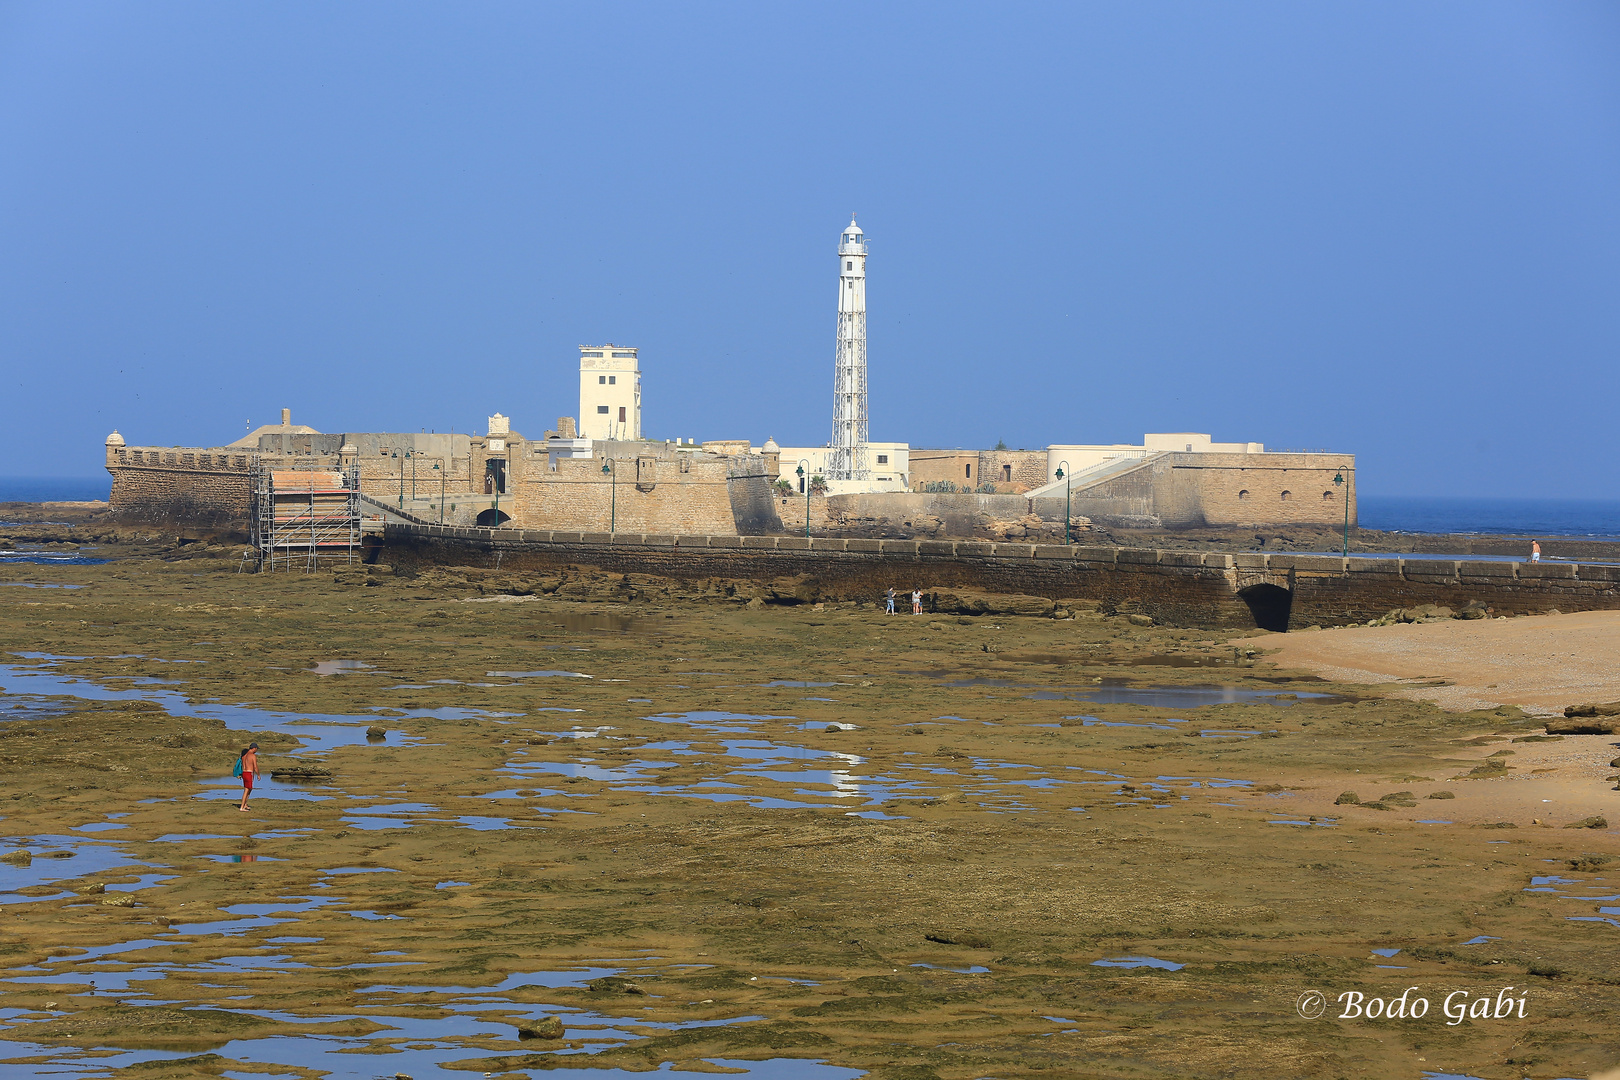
1238;582;1293;633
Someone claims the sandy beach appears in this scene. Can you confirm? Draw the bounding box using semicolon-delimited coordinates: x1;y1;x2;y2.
1258;610;1620;715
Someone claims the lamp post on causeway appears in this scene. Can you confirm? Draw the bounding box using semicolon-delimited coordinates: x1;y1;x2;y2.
1332;467;1353;557
795;459;811;540
432;463;443;524
602;459;617;533
409;450;417;503
393;449;404;509
1055;460;1072;545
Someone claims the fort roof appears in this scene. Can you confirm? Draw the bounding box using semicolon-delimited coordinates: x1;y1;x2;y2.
227;408;320;449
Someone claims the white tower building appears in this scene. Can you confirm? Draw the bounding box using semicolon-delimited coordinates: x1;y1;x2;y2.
829;216;868;480
578;344;641;440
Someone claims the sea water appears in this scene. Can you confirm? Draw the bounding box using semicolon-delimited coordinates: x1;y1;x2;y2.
1359;496;1620;539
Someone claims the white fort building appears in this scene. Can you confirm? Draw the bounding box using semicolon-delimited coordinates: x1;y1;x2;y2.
578;344;641;440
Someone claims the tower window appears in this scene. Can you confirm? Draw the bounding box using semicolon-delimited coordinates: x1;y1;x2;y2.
876;454;888;464
599;376;606;384
597;406;610;414
846;260;852;270
609;375;616;385
619;406;626;422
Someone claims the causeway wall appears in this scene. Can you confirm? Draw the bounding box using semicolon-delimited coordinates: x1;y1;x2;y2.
380;523;1620;631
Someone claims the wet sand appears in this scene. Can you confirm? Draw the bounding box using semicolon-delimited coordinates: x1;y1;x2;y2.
0;546;1616;1080
1259;610;1620;715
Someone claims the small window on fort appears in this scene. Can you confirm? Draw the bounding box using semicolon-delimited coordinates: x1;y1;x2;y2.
1280;490;1291;501
1237;489;1249;500
609;376;616;385
876;454;888;464
965;464;972;478
599;375;606;384
1002;464;1011;481
1323;491;1335;501
597;406;610;414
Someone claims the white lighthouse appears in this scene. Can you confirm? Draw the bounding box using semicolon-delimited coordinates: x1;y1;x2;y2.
829;216;869;480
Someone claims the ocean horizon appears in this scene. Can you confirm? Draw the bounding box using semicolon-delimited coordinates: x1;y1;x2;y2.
3;478;1618;539
1356;495;1620;539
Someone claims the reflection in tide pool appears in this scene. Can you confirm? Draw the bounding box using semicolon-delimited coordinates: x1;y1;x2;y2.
0;655;508;760
0;988;853;1080
1034;684;1338;708
1092;956;1185;971
0;836;155;901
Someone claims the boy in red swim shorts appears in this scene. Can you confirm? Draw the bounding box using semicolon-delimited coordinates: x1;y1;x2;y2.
238;742;258;812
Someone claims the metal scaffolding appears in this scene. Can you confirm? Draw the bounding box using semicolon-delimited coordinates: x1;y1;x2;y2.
250;459;361;572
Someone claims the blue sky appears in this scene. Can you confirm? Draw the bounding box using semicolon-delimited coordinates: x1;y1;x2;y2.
2;2;1616;498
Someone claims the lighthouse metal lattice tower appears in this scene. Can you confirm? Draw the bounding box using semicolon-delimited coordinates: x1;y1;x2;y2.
829;216;869;480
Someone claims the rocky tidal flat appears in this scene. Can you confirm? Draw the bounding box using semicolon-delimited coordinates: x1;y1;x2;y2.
0;542;1617;1080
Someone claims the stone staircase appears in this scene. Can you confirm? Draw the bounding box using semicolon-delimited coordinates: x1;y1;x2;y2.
1025;452;1163;499
356;493;440;529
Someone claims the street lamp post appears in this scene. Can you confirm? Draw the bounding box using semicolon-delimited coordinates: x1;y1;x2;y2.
393;449;403;509
1332;468;1352;557
1055;460;1071;545
409;450;417;502
602;459;616;533
432;463;443;524
795;460;811;540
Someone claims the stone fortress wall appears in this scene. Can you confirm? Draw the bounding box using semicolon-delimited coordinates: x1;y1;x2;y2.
104;423;781;537
1056;451;1358;528
104;445;257;525
101;435;1352;539
908;449;1049;492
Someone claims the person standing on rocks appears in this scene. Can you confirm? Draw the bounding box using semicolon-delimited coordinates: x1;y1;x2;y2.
911;587;923;615
238;742;258;812
1530;539;1541;563
885;588;896;614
